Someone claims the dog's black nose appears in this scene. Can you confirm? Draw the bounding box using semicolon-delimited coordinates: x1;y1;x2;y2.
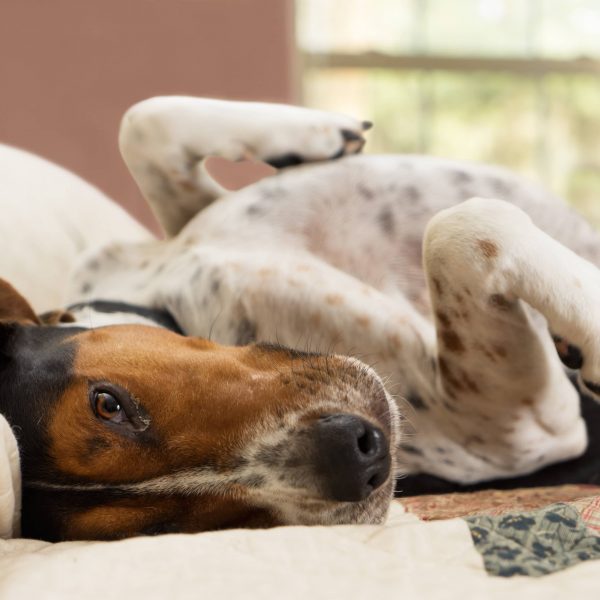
313;414;391;502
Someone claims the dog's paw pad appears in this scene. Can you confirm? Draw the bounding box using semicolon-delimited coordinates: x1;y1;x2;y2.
264;153;304;169
552;335;584;370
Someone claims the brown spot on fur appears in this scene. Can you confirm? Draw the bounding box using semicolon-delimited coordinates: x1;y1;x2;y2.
465;434;485;445
179;180;197;193
436;311;451;328
460;370;480;393
356;315;371;328
489;294;513;310
492;344;508;358
309;312;322;328
325;293;344;306
521;397;535;407
476;239;499;259
438;358;464;391
258;268;275;277
432;278;443;295
387;334;402;350
440;329;465;353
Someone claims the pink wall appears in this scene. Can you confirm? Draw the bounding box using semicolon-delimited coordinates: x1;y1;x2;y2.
0;0;297;231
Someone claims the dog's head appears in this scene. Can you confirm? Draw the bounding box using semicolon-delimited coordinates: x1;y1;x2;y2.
0;280;399;541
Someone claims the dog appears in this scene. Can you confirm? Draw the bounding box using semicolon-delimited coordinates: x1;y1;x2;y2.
3;96;600;541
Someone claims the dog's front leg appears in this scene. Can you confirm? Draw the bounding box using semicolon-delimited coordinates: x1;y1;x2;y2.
413;197;591;484
119;97;369;237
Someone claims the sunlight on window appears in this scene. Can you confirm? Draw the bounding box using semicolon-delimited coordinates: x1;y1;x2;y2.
297;0;600;225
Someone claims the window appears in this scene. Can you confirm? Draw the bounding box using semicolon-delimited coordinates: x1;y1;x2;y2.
297;0;600;224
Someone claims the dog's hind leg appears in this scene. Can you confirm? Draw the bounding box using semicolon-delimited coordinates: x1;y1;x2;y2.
410;197;596;484
119;97;369;237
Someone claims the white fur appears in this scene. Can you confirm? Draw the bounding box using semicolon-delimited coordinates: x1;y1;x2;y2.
0;144;150;312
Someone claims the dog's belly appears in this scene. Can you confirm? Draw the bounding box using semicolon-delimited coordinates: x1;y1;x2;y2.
178;154;600;317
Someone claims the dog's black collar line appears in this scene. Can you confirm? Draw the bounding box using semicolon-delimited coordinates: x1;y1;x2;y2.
66;300;184;335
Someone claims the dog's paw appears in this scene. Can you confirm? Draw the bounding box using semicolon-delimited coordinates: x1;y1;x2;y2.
258;106;371;169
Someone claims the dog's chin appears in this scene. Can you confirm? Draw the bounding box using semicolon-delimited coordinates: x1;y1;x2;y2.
269;473;395;528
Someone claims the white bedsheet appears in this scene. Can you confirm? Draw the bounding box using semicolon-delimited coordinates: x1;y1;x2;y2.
1;429;599;600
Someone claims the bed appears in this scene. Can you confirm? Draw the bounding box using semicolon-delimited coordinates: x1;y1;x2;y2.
1;145;599;598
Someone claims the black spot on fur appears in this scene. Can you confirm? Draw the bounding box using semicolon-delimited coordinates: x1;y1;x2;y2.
357;183;375;200
488;176;512;196
451;170;473;185
404;185;421;202
211;278;221;294
377;206;395;236
246;204;264;217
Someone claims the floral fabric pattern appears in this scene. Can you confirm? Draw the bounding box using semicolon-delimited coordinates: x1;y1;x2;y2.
465;502;600;577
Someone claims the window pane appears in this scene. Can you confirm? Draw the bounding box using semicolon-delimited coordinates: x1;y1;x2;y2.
538;0;600;59
298;0;414;53
425;0;532;57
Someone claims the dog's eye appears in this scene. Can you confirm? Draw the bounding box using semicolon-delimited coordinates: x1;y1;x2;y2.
94;391;124;421
89;382;150;433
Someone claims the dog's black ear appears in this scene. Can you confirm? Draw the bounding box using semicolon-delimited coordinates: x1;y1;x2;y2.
0;279;40;325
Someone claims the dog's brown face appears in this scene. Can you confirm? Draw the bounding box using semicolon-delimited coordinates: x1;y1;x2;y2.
0;280;399;541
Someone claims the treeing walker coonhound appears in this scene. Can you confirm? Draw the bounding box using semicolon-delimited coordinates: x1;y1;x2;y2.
2;96;600;541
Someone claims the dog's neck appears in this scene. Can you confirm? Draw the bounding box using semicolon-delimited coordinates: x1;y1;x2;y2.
65;300;184;334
